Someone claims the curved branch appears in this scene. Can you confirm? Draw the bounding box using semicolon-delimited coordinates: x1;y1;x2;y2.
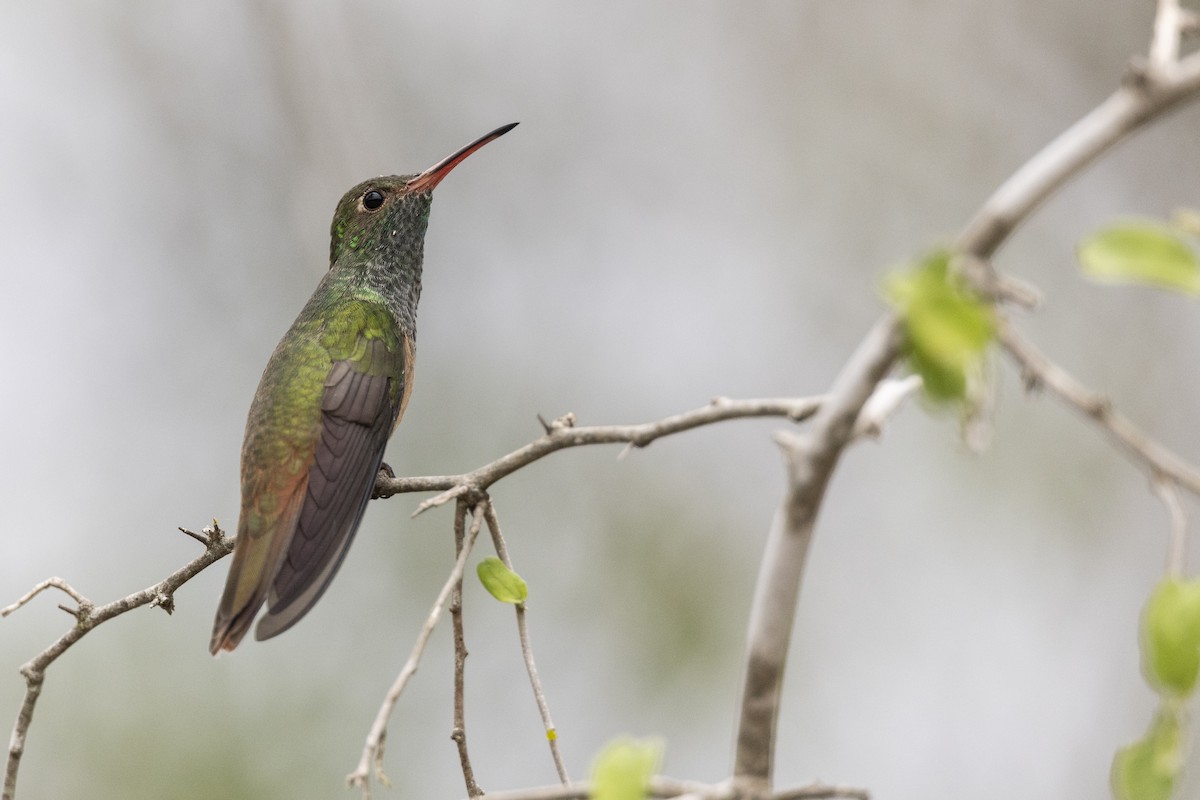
731;39;1200;797
2;524;232;800
959;51;1200;260
373;396;826;512
999;321;1200;497
732;318;904;792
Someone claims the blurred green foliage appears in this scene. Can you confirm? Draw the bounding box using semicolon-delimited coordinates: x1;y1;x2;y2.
1079;221;1200;296
885;250;995;401
1112;708;1182;800
590;736;663;800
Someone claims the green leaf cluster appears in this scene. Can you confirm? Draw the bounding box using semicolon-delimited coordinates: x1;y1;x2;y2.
590;737;663;800
1112;577;1200;800
476;557;528;604
1081;213;1200;799
884;250;995;401
1079;219;1200;296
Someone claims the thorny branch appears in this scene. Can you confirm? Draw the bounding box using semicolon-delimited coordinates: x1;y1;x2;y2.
342;396;849;798
348;382;915;799
2;394;829;800
347;383;911;798
2;524;233;800
373;396;826;512
347;502;484;797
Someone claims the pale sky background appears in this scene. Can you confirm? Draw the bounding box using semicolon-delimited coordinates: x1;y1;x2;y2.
2;3;1200;799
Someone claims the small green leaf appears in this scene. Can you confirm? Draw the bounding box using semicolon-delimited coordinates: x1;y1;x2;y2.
1142;578;1200;695
1079;221;1200;296
1112;709;1182;800
884;250;994;402
476;557;528;604
590;737;663;800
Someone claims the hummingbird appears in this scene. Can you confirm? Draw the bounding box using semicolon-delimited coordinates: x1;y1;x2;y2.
210;122;518;654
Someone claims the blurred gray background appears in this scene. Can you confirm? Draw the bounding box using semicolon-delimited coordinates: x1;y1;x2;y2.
2;2;1199;799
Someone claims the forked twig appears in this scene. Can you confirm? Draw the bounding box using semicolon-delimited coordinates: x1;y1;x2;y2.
3;524;232;800
1;579;92;619
347;504;484;797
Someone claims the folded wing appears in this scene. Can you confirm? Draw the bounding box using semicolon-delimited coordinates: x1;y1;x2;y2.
255;336;403;641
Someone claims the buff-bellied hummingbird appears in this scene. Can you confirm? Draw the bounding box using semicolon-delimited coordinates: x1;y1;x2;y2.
210;122;518;653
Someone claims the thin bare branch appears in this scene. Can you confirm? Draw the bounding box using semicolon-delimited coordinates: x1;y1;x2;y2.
482;500;570;785
772;784;871;800
415;484;473;516
472;776;869;800
3;523;232;800
998;321;1200;497
1152;476;1188;577
375;396;826;511
470;775;713;800
347;504;484;797
1;579;91;619
452;500;484;798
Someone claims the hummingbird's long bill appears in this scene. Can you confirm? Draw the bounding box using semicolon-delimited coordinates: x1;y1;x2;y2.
406;122;518;193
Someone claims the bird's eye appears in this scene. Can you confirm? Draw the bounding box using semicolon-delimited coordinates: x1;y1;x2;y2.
362;190;385;210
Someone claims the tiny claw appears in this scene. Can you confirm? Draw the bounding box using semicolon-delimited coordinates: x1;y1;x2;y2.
373;463;398;499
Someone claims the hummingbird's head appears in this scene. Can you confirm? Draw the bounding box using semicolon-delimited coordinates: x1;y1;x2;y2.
329;175;430;266
328;123;518;267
